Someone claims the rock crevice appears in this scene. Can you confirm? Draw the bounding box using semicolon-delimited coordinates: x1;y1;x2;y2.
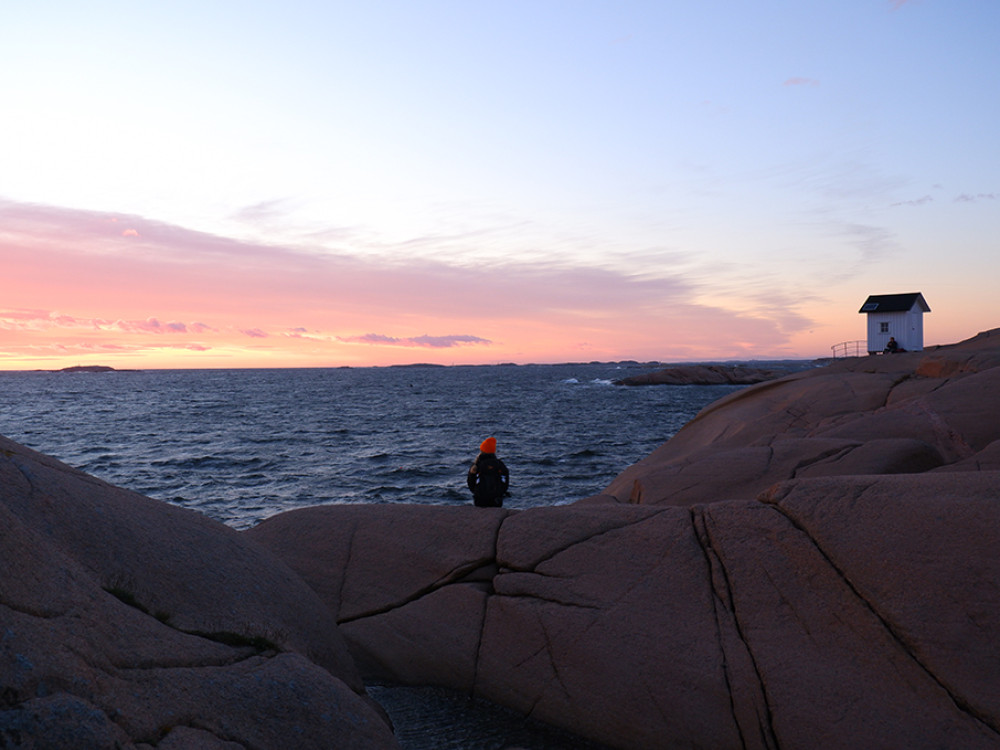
691;506;779;750
764;484;1000;738
338;556;499;625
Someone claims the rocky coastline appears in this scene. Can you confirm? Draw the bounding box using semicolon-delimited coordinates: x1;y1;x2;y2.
3;329;1000;748
613;362;806;386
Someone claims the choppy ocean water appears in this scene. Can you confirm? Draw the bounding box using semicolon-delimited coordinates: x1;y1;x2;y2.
0;363;747;749
0;364;742;527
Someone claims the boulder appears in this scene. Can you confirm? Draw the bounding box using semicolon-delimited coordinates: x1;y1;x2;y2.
614;363;791;386
915;328;1000;377
602;329;1000;506
0;435;398;749
248;475;1000;750
246;504;506;689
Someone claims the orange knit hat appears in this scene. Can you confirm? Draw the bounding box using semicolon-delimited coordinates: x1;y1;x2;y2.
480;437;497;453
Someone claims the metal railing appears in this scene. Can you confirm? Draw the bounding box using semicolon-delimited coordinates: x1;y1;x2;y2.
830;340;868;358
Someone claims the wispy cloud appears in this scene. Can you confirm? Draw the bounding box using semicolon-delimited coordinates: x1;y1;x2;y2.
122;318;189;334
891;191;996;207
0;312;208;336
0;198;824;365
338;333;492;348
3;312;84;331
783;77;820;87
411;334;491;348
891;195;934;207
230;199;293;225
282;327;320;340
832;222;897;264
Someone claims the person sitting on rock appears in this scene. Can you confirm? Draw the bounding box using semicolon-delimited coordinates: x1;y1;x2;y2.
467;437;509;507
884;336;900;353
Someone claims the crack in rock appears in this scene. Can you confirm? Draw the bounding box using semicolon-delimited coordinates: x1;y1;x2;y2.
881;373;915;408
691;507;779;750
338;556;498;625
113;649;269;673
336;518;360;614
499;513;656;573
765;497;1000;738
482;511;698;734
471;514;502;693
789;444;857;479
0;600;70;621
519;610;571;720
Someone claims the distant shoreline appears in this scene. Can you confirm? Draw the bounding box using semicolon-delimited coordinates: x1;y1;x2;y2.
3;358;824;374
42;365;141;373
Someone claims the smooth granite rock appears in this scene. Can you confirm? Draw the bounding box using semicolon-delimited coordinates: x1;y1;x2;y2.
602;329;1000;506
249;475;1000;749
0;435;398;749
247;503;505;689
10;327;1000;749
614;363;791;386
248;328;1000;749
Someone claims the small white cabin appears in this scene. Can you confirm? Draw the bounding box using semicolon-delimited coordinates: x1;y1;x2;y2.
859;292;930;354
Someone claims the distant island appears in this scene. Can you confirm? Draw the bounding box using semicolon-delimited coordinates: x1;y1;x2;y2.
614;362;815;386
53;365;139;373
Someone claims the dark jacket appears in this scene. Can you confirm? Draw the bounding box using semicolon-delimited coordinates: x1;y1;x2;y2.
467;452;509;507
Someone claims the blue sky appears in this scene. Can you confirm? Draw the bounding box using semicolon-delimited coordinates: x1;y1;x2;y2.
1;1;997;367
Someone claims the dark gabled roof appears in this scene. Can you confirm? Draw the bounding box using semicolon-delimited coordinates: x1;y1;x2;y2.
859;292;930;314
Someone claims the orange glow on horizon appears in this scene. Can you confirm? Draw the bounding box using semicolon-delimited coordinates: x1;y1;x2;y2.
0;201;990;371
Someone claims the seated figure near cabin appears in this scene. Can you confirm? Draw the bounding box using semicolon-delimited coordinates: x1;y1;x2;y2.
884;336;902;353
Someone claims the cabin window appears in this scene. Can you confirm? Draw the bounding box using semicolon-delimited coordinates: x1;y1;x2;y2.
880;322;890;333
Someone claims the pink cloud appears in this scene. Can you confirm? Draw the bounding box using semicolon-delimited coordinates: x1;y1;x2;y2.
0;339;211;359
338;333;492;348
71;342;135;353
114;318;188;334
122;228;140;237
409;334;491;348
340;333;401;345
0;311;102;332
0;310;226;341
0;198;818;366
282;328;334;343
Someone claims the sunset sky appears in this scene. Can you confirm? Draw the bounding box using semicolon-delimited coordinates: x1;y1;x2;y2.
2;1;997;369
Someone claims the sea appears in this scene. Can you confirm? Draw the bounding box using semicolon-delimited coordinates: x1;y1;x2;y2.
0;362;761;749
